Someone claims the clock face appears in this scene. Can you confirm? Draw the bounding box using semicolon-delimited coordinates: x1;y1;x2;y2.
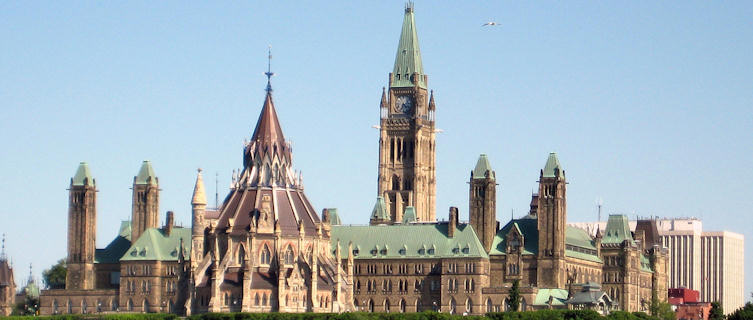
395;95;414;114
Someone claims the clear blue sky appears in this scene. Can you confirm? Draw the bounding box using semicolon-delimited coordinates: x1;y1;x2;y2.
1;1;751;300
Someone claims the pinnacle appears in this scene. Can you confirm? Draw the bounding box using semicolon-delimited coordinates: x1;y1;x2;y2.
192;168;207;206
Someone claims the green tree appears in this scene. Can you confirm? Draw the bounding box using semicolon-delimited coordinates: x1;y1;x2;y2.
12;295;40;316
42;258;66;289
506;280;521;312
709;302;724;320
653;302;675;320
728;302;753;320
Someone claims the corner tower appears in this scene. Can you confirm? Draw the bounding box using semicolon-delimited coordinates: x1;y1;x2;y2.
376;3;436;224
469;154;497;252
536;152;567;288
66;162;97;290
131;160;159;242
191;168;207;270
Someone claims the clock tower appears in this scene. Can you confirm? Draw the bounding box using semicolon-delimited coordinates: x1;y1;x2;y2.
375;3;436;224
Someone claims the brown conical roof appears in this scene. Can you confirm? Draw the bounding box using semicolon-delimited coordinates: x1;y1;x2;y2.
251;91;286;145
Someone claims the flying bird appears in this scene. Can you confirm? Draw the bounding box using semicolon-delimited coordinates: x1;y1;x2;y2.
482;21;501;27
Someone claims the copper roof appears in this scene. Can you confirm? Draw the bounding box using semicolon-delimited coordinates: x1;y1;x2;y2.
251;92;286;145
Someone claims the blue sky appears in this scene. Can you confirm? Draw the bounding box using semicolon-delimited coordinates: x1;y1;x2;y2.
1;1;751;300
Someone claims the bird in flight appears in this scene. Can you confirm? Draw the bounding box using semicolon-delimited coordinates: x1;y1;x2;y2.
482;21;501;27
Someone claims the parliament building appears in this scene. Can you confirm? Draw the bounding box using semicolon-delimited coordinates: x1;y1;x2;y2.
38;4;668;316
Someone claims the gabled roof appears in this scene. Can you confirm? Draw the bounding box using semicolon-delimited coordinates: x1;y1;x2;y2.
134;160;158;185
491;218;538;255
95;221;132;264
331;223;488;259
370;197;389;221
603;215;634;245
72;162;94;186
391;3;425;88
534;288;569;306
121;227;190;261
472;154;495;180
542;152;564;178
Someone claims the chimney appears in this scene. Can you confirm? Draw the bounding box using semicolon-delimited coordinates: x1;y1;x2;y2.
165;211;174;236
448;207;458;238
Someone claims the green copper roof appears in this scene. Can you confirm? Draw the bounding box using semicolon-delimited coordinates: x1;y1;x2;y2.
565;226;602;263
96;221;132;264
402;206;417;223
491;218;539;255
121;227;190;261
472;154;495;180
331;223;488;259
370;197;389;221
534;288;569;306
640;254;653;273
326;208;342;226
391;4;425;88
134;160;158;185
542;152;564;178
72;162;94;186
23;280;40;299
603;215;634;245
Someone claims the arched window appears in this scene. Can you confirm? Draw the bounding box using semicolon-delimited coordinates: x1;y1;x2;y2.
96;299;102;313
356;280;361;291
262;293;268;306
416;299;422;312
238;245;245;264
260;244;271;265
67;299;73;314
368;299;375;312
255;293;260;305
384;299;391;313
466;298;473;314
520;298;527;312
143;299;150;313
486;298;493;313
449;298;457;315
82;299;88;314
400;299;406;313
392;174;400;190
127;299;134;312
284;245;295;265
52;300;59;314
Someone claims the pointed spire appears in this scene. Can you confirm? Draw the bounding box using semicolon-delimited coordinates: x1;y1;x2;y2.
72;162;94;186
192;168;207;206
264;45;275;93
392;2;425;88
472;154;495;180
380;87;388;109
428;90;436;110
134;160;158;185
0;233;6;261
251;86;286;146
542;152;564;178
402;206;417;223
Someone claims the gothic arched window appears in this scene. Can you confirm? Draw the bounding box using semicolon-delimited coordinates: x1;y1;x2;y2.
392;174;400;190
284;245;295;265
261;244;271;265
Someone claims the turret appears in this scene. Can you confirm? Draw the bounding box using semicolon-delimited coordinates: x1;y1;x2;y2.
191;169;207;266
469;154;497;252
536;152;568;288
131;160;159;242
66;162;97;290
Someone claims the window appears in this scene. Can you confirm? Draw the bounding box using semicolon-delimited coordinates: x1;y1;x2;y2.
284;245;295;265
261;244;271;265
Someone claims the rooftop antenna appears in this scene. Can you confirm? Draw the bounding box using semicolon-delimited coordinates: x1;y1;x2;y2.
215;172;219;209
265;45;274;93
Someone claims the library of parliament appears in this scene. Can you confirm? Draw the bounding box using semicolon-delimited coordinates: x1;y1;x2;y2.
28;4;668;316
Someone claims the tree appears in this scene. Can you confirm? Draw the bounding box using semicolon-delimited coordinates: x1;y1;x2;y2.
42;258;66;289
507;279;521;312
709;302;724;320
12;295;40;316
653;302;675;320
728;302;753;320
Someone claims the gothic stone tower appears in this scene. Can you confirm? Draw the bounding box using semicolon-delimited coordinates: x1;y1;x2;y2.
469;154;497;252
66;162;97;290
536;152;567;288
377;3;437;224
131;160;159;242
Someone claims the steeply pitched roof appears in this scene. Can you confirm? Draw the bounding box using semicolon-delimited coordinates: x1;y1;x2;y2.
565;226;602;263
603;214;634;245
121;227;190;261
251;91;286;146
391;3;425;88
370;197;389;221
72;162;94;186
472;154;495;180
402;206;417;223
542;152;564;178
134;160;158;185
192;169;207;205
326;208;342;226
491;218;539;255
331;223;488;259
95;221;132;264
635;219;661;247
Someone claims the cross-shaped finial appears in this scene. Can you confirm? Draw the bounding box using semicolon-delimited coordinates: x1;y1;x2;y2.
265;45;275;93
